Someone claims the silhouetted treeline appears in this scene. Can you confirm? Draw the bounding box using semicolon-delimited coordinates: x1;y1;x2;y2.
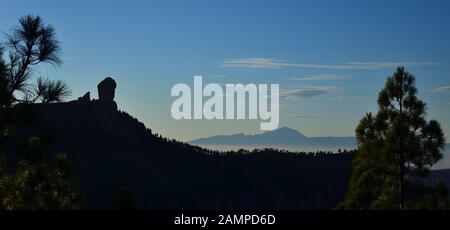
4;100;354;209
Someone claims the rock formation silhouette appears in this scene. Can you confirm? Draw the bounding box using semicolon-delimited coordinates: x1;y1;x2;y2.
97;77;116;102
78;92;90;102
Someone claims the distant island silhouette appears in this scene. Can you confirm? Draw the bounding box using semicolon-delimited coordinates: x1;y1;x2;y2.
188;127;356;152
4;78;449;209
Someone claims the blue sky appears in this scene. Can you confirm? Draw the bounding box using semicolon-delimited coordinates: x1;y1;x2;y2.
1;0;450;141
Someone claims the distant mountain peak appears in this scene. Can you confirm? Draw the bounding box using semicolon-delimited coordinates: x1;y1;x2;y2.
263;126;306;138
278;126;297;132
279;126;304;135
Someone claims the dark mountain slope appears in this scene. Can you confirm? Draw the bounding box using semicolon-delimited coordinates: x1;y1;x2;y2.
421;169;450;191
5;98;354;209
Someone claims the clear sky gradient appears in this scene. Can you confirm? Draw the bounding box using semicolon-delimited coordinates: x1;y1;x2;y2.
1;0;450;141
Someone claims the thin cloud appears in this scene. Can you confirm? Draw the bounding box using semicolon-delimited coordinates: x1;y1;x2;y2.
289;74;348;81
290;114;325;119
223;58;283;69
61;56;87;61
222;58;444;70
433;86;450;92
209;75;227;79
280;86;341;99
330;95;373;102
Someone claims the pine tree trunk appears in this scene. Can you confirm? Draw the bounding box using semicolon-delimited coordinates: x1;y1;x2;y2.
399;90;405;210
399;157;404;210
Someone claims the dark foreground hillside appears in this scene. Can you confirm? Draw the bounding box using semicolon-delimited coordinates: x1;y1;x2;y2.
5;97;354;209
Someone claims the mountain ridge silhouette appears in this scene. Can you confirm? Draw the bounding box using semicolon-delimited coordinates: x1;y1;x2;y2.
188;126;356;152
5;94;356;209
4;81;450;209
